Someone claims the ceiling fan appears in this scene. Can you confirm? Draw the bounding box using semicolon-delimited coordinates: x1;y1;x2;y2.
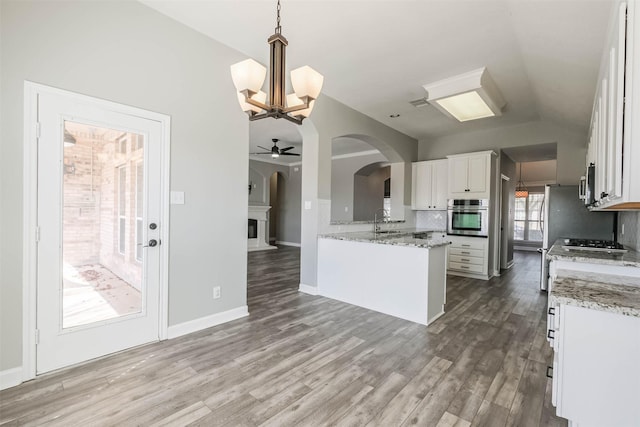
251;139;300;158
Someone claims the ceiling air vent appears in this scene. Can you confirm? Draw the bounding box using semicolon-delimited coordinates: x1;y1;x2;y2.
409;98;429;108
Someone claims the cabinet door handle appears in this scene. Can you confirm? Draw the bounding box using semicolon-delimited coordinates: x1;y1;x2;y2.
548;307;555;316
460;265;469;269
546;366;553;379
461;258;469;262
461;244;471;247
547;329;555;340
461;251;470;255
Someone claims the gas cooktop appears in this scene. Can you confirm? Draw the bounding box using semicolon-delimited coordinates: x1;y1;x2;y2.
561;239;627;254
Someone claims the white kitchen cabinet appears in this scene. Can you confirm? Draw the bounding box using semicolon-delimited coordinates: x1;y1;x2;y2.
447;235;488;278
590;1;640;209
447;151;494;199
411;159;448;210
550;304;640;426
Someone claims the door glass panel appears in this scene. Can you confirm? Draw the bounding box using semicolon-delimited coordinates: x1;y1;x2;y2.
62;121;144;329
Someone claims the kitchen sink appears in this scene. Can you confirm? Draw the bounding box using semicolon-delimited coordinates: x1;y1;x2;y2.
374;230;402;235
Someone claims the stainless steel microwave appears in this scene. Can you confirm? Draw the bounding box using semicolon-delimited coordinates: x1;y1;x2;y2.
447;199;489;237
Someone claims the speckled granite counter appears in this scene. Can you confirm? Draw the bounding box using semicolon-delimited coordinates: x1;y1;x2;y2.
550;270;640;317
547;239;640;268
329;219;406;225
319;228;449;249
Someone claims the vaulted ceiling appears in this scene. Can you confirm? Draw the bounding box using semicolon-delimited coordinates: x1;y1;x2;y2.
142;0;614;161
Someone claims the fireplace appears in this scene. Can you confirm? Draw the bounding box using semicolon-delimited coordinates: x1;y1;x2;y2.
248;205;277;252
248;219;257;239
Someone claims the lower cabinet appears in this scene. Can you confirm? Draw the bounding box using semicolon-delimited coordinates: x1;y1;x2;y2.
550;304;640;426
447;235;488;278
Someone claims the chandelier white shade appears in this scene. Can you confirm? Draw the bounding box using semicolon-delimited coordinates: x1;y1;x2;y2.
424;67;505;122
230;1;323;125
230;59;267;95
291;66;324;100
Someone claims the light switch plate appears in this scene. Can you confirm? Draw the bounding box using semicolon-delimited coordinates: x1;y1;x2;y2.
304;201;311;210
170;191;185;205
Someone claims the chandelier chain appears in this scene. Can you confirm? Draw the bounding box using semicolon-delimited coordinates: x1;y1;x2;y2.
275;0;282;34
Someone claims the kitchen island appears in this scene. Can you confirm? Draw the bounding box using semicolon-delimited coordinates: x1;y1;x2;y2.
317;229;449;325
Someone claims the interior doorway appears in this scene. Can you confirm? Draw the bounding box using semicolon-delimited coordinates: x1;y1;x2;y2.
269;172;286;245
24;83;170;376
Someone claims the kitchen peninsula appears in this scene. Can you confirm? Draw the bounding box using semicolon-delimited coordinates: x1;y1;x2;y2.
317;229;449;325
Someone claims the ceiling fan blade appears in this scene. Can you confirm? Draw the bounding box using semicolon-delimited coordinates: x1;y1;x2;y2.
257;145;271;151
280;146;295;152
280;152;300;156
250;152;271;155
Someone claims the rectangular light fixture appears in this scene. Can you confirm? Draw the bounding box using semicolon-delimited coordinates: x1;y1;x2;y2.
423;67;505;122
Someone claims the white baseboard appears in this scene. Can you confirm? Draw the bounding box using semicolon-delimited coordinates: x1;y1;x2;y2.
276;241;301;247
0;367;23;390
167;306;249;339
298;283;318;295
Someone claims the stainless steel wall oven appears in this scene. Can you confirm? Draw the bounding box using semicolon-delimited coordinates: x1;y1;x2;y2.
447;199;489;237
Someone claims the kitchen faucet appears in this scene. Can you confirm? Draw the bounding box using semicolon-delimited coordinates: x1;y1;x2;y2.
373;208;389;233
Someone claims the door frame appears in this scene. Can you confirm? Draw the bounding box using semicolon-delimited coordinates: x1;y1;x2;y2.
22;81;171;381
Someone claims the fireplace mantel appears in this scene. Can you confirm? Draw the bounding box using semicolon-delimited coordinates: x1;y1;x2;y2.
248;205;277;252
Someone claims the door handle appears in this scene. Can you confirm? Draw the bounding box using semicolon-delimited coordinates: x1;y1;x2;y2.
144;239;158;248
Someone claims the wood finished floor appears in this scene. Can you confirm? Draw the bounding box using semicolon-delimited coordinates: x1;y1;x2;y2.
0;248;566;426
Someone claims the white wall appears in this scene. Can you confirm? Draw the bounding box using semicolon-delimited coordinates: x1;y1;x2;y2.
0;0;249;372
419;120;586;185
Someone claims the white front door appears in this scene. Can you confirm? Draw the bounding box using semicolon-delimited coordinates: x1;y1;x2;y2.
35;90;165;374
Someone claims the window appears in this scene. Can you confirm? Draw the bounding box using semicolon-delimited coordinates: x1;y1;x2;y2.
118;166;126;254
514;193;544;242
135;162;144;262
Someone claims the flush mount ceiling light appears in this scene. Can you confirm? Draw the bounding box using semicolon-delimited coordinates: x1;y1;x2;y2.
230;0;324;125
423;67;505;122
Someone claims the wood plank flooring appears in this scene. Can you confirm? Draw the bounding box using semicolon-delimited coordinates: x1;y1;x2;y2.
0;247;566;426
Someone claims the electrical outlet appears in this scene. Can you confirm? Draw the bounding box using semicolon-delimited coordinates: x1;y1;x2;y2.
213;286;221;299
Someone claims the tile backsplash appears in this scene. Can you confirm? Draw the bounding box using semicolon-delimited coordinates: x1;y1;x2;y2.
416;210;447;230
618;211;640;251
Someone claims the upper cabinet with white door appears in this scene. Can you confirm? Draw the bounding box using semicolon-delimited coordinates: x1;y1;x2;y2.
447;151;495;199
412;159;448;210
590;0;640;210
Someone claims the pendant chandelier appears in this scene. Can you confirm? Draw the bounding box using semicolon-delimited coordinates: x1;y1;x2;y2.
230;0;324;125
515;163;529;198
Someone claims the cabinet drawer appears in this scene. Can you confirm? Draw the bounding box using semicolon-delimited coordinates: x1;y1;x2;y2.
448;262;484;274
449;248;484;258
449;240;485;250
448;254;483;265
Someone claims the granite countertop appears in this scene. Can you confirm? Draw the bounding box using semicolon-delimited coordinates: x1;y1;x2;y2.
546;239;640;268
549;269;640;318
329;219;406;225
319;228;449;249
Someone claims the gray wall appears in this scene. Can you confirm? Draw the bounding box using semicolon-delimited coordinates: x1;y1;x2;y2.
330;153;387;221
299;95;418;289
249;167;266;205
279;165;302;245
248;159;301;245
0;0;249;371
500;153;516;266
353;166;390;221
419;121;586;185
619;212;640;251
